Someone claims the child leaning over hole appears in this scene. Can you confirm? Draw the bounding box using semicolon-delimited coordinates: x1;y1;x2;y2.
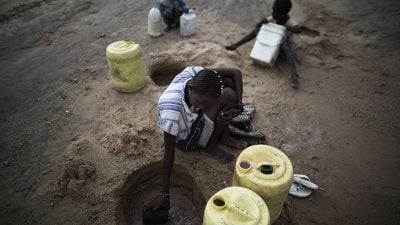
144;66;247;211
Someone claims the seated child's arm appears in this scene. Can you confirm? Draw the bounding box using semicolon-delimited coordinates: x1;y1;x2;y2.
286;25;303;33
144;132;176;210
213;68;243;104
286;24;320;36
256;17;270;28
162;132;177;195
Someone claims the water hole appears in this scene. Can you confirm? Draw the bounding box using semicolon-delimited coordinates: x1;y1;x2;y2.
149;60;187;86
116;162;205;225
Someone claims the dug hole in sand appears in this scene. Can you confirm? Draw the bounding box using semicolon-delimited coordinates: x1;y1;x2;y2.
1;0;399;225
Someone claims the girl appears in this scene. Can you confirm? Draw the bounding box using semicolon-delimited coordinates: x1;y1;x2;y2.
144;66;246;211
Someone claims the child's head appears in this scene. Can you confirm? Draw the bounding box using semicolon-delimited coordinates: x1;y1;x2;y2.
272;0;292;25
188;69;223;110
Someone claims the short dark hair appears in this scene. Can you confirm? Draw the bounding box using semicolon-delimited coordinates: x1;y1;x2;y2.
191;69;223;98
274;0;292;13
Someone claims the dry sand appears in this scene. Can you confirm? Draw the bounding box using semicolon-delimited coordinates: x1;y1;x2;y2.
0;0;399;225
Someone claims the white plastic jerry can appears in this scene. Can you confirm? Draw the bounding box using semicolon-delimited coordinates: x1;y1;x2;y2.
250;23;287;67
148;5;163;37
180;9;196;37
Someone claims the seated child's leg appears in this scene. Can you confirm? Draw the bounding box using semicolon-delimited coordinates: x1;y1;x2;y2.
161;7;174;29
203;87;236;121
281;39;299;88
173;8;183;26
203;88;247;149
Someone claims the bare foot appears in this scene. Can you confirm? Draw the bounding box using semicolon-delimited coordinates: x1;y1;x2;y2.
291;74;299;89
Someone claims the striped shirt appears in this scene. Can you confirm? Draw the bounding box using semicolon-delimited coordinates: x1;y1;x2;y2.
157;66;203;141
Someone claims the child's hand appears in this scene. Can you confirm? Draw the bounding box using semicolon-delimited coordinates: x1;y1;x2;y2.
300;25;320;36
143;193;170;211
218;108;242;124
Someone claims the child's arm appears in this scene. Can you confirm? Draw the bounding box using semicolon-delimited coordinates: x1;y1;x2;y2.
256;17;270;27
286;25;302;33
144;132;176;210
213;68;243;104
286;25;320;36
161;132;176;197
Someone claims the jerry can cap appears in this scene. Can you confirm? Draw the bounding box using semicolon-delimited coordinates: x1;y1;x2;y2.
260;165;273;174
106;41;141;60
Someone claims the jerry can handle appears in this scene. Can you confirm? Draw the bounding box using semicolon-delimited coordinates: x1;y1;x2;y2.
226;204;257;220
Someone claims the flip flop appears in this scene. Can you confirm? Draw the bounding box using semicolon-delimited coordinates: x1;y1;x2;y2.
289;182;313;198
293;174;318;190
289;174;317;198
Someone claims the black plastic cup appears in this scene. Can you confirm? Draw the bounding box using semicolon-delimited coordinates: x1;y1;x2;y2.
142;207;169;224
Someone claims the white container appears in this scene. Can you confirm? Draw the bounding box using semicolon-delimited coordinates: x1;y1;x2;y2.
250;23;286;67
180;9;196;36
148;5;163;37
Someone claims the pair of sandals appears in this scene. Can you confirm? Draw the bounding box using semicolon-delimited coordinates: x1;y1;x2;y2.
229;104;266;145
289;174;319;198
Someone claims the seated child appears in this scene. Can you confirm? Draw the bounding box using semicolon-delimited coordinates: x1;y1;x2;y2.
144;66;246;211
225;0;319;88
158;0;190;31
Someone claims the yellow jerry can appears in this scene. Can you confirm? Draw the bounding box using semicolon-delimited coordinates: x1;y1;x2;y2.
203;186;270;225
232;145;293;223
106;41;147;92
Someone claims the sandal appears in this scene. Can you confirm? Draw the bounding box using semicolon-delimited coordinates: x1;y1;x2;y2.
289;174;318;198
231;104;256;124
243;104;256;115
229;125;266;145
231;120;254;133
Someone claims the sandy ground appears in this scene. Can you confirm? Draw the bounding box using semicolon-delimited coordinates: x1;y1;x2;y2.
0;0;399;224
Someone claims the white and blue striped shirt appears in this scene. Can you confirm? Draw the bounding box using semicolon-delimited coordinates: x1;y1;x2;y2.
157;66;203;141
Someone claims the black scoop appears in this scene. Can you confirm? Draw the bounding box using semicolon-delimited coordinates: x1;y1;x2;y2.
142;207;169;224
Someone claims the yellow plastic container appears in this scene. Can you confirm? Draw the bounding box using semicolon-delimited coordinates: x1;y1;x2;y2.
106;41;147;92
203;186;270;225
232;145;293;223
